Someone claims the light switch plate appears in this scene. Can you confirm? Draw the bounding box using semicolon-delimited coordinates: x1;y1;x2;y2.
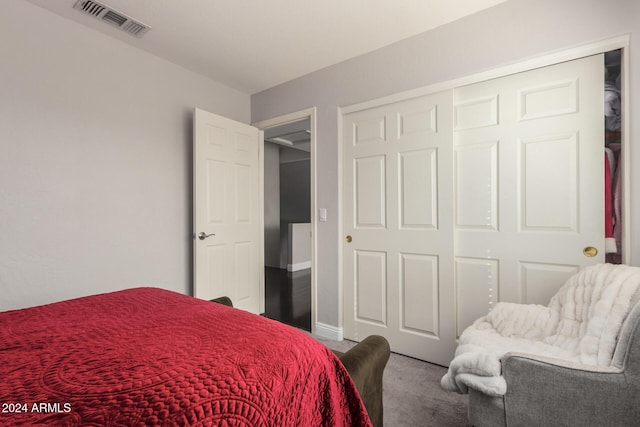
319;208;327;222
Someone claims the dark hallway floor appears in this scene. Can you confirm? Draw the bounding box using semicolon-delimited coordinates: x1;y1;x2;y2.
264;267;311;331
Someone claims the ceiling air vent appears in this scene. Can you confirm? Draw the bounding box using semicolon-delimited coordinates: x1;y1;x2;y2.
73;0;151;38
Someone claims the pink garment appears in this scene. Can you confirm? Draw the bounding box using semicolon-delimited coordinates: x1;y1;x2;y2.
605;154;616;253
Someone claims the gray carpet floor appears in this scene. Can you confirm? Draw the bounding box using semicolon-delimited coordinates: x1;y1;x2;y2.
313;336;471;427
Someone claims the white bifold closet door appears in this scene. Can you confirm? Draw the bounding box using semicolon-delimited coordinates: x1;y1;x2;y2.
343;91;456;365
454;54;604;336
343;54;604;364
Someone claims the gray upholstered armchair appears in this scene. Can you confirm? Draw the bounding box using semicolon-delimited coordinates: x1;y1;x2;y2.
468;294;640;426
441;263;640;427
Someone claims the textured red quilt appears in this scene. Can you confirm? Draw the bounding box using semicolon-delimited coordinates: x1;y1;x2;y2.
0;288;371;426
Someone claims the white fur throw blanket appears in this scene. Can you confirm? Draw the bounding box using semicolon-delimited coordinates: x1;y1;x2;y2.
441;263;640;396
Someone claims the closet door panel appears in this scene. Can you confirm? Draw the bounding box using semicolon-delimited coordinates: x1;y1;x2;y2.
353;116;386;145
520;133;578;231
343;91;455;365
455;142;498;230
518;78;578;121
454;54;604;329
355;250;387;325
354;156;387;228
398;106;437;136
519;262;579;305
454;95;499;130
399;149;437;229
400;253;439;336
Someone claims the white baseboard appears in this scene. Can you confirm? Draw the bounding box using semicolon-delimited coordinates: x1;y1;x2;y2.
315;322;344;341
287;261;311;272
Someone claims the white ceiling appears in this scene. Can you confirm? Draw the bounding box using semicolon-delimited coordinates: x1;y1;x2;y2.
23;0;508;94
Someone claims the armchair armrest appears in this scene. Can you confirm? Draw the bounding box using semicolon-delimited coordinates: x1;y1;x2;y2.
210;296;233;307
502;352;621;373
332;335;391;427
501;353;635;427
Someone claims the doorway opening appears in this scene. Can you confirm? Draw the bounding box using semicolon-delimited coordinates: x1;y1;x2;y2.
255;109;316;332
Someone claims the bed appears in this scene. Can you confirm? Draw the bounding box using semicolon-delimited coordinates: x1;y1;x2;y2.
0;287;386;426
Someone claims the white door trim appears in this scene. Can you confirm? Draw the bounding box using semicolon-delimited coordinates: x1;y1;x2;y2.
338;37;632;331
253;107;318;334
620;40;631;264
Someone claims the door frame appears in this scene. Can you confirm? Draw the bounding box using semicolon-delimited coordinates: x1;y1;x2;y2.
339;34;631;332
253;107;318;334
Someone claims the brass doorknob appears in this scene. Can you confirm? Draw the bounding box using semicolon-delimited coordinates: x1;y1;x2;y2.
345;235;352;243
583;246;598;257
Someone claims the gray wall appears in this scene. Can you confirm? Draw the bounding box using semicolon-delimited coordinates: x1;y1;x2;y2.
279;154;311;269
263;143;281;268
280;158;311;224
0;1;250;310
251;0;640;327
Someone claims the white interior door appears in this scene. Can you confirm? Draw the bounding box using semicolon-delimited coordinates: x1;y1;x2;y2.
343;92;456;365
454;54;604;334
193;108;263;314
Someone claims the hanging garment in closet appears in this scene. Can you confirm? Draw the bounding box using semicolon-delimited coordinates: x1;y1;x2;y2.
605;153;616;254
604;76;621;131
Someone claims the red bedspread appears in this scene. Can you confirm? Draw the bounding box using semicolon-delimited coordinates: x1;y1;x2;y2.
0;288;371;426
